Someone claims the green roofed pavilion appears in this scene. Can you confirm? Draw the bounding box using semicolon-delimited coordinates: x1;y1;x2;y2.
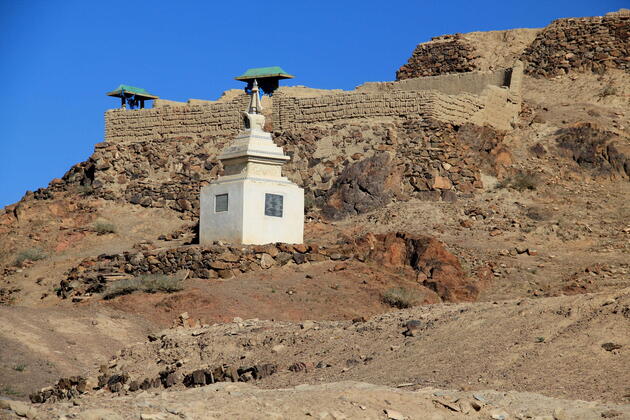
235;66;294;95
235;66;294;81
106;84;158;109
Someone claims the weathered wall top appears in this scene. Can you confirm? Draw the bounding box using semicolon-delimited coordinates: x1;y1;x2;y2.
358;68;511;96
105;61;523;144
104;94;250;144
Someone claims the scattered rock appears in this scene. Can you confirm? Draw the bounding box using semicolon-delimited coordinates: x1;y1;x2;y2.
402;320;422;337
601;342;622;352
260;253;275;269
384;408;406;420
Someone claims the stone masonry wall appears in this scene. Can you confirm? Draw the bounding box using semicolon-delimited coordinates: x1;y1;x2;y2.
58;231;477;303
396;35;479;79
46;116;512;223
105;94;250;143
522;13;630;77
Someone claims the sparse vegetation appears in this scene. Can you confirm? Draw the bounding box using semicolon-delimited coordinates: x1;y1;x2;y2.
93;220;116;235
77;184;94;196
13;364;26;372
496;171;539;192
597;83;617;99
103;274;183;299
304;194;317;212
14;247;47;266
1;385;23;397
381;287;421;309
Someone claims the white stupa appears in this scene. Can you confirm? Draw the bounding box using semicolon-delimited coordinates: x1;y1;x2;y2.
199;80;304;245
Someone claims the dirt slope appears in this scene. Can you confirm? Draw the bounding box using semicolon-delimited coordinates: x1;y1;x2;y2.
0;305;153;401
56;287;630;404
21;381;630;420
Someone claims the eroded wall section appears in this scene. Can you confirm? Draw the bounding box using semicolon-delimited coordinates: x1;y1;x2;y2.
105;94;249;143
105;64;522;144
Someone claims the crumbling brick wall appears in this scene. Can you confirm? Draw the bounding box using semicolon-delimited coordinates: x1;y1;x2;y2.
105;66;519;146
396;35;479;79
522;13;630;77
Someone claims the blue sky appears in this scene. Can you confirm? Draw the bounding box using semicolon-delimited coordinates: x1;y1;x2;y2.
0;0;625;208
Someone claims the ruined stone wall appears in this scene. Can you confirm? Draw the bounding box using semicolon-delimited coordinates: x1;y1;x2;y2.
522;13;630;77
48;116;512;224
396;35;479;79
272;90;487;132
104;94;249;143
358;68;510;96
58;231;475;303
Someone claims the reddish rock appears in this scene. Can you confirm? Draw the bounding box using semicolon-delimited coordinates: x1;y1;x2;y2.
354;232;478;302
432;175;452;190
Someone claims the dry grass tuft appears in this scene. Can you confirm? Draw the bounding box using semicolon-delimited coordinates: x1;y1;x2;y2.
15;248;47;266
103;274;183;300
382;287;421;309
496;171;539;191
93;220;116;235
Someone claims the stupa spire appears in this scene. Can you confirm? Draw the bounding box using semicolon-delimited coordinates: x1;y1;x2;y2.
243;79;265;131
248;79;263;114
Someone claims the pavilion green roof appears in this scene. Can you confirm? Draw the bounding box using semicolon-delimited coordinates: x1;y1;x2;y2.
106;84;159;99
235;66;294;81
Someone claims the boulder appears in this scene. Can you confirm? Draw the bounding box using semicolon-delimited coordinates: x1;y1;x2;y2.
322;152;402;220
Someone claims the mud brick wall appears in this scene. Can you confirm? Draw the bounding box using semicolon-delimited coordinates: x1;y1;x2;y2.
105;94;249;143
272;90;486;132
396;35;479;79
522;14;630;77
359;68;510;96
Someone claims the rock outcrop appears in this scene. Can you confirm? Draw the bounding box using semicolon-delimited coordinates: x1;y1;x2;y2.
33;118;509;223
555;122;630;179
322;152;402;220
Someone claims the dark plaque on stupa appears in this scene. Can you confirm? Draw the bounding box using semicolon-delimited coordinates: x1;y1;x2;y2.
264;193;283;217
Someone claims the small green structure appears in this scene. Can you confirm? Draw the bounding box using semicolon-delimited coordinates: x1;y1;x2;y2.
235;66;294;95
106;84;159;109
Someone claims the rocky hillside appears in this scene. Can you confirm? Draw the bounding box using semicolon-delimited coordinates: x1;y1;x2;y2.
1;9;629;419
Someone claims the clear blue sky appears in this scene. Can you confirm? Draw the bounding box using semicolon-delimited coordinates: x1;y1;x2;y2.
0;0;624;208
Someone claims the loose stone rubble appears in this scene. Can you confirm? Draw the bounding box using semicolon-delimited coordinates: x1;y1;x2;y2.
522;12;630;77
396;35;480;79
